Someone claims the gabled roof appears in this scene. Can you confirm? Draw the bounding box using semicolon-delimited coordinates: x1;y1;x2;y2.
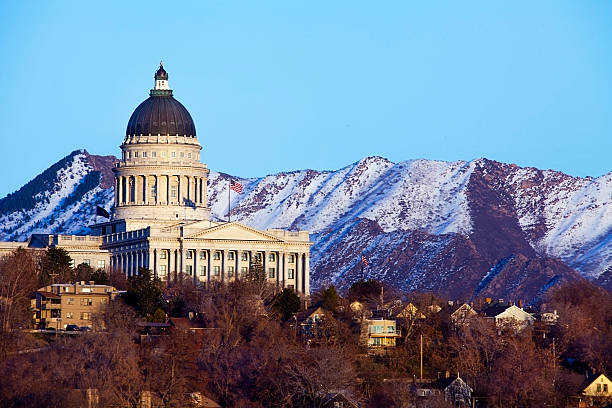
185;221;285;242
482;302;510;317
582;373;612;395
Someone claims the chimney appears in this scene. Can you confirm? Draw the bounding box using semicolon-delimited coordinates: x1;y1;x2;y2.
89;281;95;285
485;297;492;304
518;300;524;308
445;370;450;378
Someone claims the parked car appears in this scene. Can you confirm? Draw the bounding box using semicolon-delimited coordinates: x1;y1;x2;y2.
79;326;92;332
66;324;80;331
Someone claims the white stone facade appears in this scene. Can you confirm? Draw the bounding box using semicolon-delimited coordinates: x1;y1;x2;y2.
0;64;312;295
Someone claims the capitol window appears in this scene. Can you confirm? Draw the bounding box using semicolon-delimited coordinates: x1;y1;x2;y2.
214;252;221;260
160;251;166;259
171;186;177;198
151;151;156;158
214;266;220;276
171;152;176;158
180;152;184;158
200;266;207;276
227;252;235;260
288;269;294;279
161;151;166;158
228;266;235;276
200;251;207;260
159;265;166;275
134;151;139;158
188;152;192;158
142;151;147;158
241;252;248;261
269;253;276;262
288;254;295;263
268;268;275;278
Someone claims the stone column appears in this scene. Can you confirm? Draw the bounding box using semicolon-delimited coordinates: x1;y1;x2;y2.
151;249;156;277
207;249;212;284
276;252;280;287
166;175;170;204
281;253;286;288
304;254;310;296
221;250;226;283
296;253;301;294
115;177;119;206
192;249;197;284
142;175;147;203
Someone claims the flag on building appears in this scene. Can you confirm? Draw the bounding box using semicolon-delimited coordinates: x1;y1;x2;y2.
361;254;369;268
230;179;244;194
96;206;110;219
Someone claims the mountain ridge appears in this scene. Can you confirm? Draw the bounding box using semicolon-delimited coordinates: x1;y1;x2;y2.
1;150;610;300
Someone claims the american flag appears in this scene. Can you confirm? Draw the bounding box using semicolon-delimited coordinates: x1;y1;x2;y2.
230;179;243;194
361;254;369;267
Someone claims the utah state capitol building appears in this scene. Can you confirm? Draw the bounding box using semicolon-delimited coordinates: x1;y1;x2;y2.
0;64;312;295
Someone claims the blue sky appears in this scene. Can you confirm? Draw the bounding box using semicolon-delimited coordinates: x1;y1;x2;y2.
1;1;611;197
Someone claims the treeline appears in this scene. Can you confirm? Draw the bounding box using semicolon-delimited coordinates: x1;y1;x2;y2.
0;247;611;407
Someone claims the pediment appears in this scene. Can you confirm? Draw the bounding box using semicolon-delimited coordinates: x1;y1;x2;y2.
185;222;284;242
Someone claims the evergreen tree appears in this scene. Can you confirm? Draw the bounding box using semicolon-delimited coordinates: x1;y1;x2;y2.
123;268;164;318
272;288;301;321
40;247;72;285
321;285;339;311
90;269;110;285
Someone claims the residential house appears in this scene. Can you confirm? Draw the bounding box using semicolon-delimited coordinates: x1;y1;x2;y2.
416;374;472;408
32;282;120;329
321;391;360;408
482;303;534;331
582;373;612;403
298;306;326;340
450;303;477;327
361;318;400;348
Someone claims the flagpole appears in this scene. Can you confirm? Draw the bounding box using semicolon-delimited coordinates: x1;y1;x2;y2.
228;180;231;223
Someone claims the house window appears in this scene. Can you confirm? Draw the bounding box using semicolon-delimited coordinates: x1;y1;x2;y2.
268;253;276;262
159;265;166;275
200;251;207;260
81;312;90;320
160;251;166;259
288;254;295;263
288;269;294;279
65;312;73;319
214;266;220;276
370;325;384;334
228;266;235;276
186;265;193;275
97;260;105;269
101;298;108;305
334;402;344;408
604;384;608;393
67;298;74;305
80;298;93;306
597;384;602;393
227;252;235;261
186;251;193;259
81;287;91;293
268;268;275;278
214;252;221;260
51;309;61;318
200;266;207;276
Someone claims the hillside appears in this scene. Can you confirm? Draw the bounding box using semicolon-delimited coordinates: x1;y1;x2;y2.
1;151;610;301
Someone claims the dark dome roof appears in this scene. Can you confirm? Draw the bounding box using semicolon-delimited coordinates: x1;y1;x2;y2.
126;95;196;137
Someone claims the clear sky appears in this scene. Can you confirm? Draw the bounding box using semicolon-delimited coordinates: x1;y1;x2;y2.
1;1;611;197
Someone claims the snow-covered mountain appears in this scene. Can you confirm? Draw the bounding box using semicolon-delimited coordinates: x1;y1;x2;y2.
2;151;611;301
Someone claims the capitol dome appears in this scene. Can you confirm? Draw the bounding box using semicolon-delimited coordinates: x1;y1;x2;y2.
125;63;196;137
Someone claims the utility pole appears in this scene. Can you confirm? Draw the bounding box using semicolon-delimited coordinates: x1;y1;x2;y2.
419;335;424;380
